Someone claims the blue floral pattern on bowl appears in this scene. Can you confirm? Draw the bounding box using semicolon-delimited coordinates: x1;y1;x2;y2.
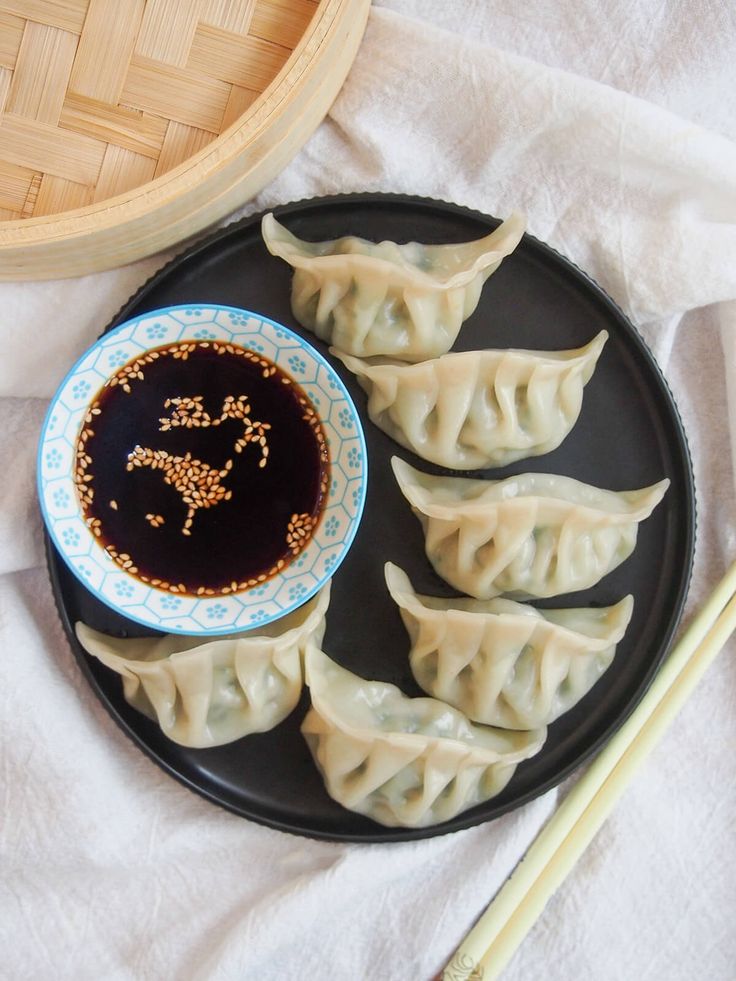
37;305;367;637
288;355;306;375
228;312;249;326
45;447;63;470
61;527;80;547
145;322;167;340
72;381;92;400
288;582;307;602
53;488;71;509
206;603;228;620
108;350;129;369
324;553;339;574
324;516;340;538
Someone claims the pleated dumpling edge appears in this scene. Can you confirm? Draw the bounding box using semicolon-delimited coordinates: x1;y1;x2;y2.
385;562;634;729
261;211;526;362
301;641;545;829
75;582;331;748
333;330;608;470
391;457;669;599
261;211;526;290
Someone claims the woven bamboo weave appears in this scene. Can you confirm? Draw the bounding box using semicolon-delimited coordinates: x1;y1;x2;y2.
0;0;324;219
0;0;368;278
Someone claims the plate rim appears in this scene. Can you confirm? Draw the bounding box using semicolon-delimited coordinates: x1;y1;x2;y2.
44;192;697;843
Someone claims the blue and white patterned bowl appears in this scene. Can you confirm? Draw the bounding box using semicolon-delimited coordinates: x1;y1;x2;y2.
38;305;367;635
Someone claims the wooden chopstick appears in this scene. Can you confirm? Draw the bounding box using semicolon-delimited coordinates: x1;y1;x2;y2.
442;560;736;981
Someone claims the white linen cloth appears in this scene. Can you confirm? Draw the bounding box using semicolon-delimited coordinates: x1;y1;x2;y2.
2;2;735;978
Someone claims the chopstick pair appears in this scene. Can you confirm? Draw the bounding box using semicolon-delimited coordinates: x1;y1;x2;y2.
441;559;736;981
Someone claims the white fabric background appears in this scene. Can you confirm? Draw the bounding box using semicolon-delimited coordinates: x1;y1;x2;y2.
2;2;735;979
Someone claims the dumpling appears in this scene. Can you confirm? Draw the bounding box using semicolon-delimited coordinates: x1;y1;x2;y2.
385;563;633;729
261;211;525;362
75;584;330;748
392;457;669;599
301;642;545;828
333;332;606;470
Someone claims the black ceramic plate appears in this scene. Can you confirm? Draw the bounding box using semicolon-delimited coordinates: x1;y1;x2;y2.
47;194;695;842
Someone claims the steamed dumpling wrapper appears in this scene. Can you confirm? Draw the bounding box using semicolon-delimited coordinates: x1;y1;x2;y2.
75;584;330;748
392;458;669;600
261;211;525;362
385;563;633;729
301;643;545;829
333;331;606;470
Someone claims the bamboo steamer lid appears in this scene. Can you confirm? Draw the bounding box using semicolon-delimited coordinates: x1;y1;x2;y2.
0;0;370;280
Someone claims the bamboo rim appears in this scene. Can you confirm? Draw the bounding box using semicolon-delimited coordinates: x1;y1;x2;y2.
0;0;370;279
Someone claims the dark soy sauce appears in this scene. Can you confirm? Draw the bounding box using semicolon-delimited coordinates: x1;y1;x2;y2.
78;342;329;595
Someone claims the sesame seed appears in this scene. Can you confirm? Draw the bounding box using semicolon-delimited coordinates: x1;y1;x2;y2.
75;339;323;598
